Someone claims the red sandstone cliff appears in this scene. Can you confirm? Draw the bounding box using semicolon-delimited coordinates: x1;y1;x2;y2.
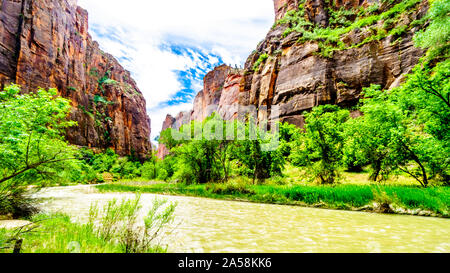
0;0;151;159
241;0;427;127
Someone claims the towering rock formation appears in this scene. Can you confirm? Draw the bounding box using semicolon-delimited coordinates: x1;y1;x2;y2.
241;0;427;127
158;0;428;158
0;0;151;159
156;114;176;159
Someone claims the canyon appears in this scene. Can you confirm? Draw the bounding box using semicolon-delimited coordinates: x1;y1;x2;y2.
0;0;151;159
0;0;430;161
158;0;427;158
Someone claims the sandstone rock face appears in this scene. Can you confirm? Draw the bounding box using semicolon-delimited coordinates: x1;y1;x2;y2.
191;64;231;121
0;0;151;159
217;69;243;120
274;0;299;21
305;0;329;27
239;0;427;127
156;114;176;159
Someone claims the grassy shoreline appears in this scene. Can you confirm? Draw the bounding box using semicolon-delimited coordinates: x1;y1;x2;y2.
96;182;450;218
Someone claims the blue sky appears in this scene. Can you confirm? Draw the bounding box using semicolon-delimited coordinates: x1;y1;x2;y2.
77;0;274;142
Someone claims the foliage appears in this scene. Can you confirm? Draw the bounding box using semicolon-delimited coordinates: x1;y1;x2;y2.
252;53;269;71
97;182;449;217
413;0;450;60
93;95;114;105
276;0;423;57
0;195;176;253
290;105;350;184
278;122;302;159
349;80;447;187
231;120;285;183
88;194;176;253
0;85;78;186
0;185;39;218
393;61;450;184
159;114;285;184
170;115;232;184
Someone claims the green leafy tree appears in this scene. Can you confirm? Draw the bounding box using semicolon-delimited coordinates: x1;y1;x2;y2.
232;119;285;183
357;85;436;187
140;152;160;180
0;85;78;185
169;116;226;184
291;105;350;184
391;60;450;184
413;0;450;59
278;122;302;159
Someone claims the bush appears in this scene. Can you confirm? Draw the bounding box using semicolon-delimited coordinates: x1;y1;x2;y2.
291;105;350;184
88;194;177;253
0;183;39;218
206;183;256;196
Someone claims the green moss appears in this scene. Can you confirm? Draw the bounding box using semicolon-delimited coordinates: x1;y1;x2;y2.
89;67;99;78
93;95;114;105
276;0;423;58
78;105;94;119
253;53;269;72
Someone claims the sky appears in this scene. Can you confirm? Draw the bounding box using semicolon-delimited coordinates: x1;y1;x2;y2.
77;0;274;143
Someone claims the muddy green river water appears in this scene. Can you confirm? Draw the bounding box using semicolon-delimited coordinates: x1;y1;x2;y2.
35;185;449;253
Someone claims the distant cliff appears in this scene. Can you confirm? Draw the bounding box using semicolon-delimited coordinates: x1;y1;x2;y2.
157;65;243;158
0;0;151;159
157;0;428;158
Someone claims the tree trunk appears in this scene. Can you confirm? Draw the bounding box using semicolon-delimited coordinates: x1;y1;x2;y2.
13;239;22;254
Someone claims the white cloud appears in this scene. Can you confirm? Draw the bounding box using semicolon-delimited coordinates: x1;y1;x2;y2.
77;0;274;140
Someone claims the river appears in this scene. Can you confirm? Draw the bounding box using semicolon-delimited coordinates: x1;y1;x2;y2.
34;185;449;253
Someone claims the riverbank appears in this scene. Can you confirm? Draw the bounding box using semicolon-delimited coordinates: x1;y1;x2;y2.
3;185;449;253
96;182;450;218
0;213;124;253
0;196;171;253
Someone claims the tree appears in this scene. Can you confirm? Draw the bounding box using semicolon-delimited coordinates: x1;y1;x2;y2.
0;85;78;185
391;61;450;184
168;116;226;184
357;85;436;187
231;118;285;184
279;122;302;159
413;0;450;60
291;105;350;184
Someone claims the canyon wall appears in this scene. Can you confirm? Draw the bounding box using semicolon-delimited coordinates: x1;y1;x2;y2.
0;0;151;159
158;0;428;158
242;0;427;127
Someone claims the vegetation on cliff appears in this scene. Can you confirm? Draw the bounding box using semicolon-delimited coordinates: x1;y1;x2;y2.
275;0;428;57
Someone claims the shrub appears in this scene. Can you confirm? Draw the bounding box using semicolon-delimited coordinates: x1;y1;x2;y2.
253;53;269;71
0;183;39;219
88;194;177;253
206;183;256;196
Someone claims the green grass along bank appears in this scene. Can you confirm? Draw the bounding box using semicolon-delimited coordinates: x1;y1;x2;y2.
96;182;449;218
